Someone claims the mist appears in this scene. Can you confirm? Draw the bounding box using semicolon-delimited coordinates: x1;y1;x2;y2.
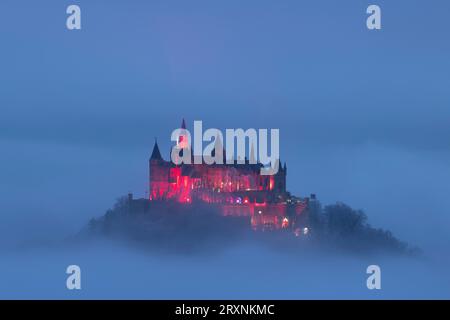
1;0;450;299
1;138;450;299
1;239;449;299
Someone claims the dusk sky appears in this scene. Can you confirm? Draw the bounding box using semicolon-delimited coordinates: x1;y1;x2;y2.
0;1;449;298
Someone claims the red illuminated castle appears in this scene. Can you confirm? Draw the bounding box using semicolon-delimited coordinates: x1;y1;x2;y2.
148;119;310;231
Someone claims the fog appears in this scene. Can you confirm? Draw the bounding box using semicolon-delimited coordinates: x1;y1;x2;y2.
1;139;449;299
1;0;450;298
1;240;449;299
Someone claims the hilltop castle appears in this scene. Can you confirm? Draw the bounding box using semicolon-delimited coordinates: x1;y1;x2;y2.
147;119;311;231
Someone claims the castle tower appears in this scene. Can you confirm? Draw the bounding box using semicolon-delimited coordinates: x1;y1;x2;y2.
149;139;169;200
172;118;192;165
178;118;189;148
273;159;286;193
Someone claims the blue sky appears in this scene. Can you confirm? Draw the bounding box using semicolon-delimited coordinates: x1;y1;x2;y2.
1;1;449;150
0;0;449;298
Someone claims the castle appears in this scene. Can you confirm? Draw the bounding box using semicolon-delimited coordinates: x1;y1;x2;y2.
148;119;311;231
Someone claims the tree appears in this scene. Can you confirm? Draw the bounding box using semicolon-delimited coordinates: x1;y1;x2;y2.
324;203;368;236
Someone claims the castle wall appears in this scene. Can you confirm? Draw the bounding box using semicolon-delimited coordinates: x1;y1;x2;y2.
148;132;303;230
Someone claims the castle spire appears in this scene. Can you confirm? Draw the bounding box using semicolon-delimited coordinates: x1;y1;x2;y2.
249;143;256;164
150;139;163;160
178;118;189;148
276;158;283;174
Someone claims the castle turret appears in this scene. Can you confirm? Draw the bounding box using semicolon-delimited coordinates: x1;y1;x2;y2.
150;139;163;161
273;159;286;193
149;139;169;200
172;118;192;164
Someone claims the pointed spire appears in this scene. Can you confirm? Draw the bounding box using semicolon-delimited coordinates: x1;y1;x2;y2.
150;138;163;160
181;118;186;129
249;143;256;164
